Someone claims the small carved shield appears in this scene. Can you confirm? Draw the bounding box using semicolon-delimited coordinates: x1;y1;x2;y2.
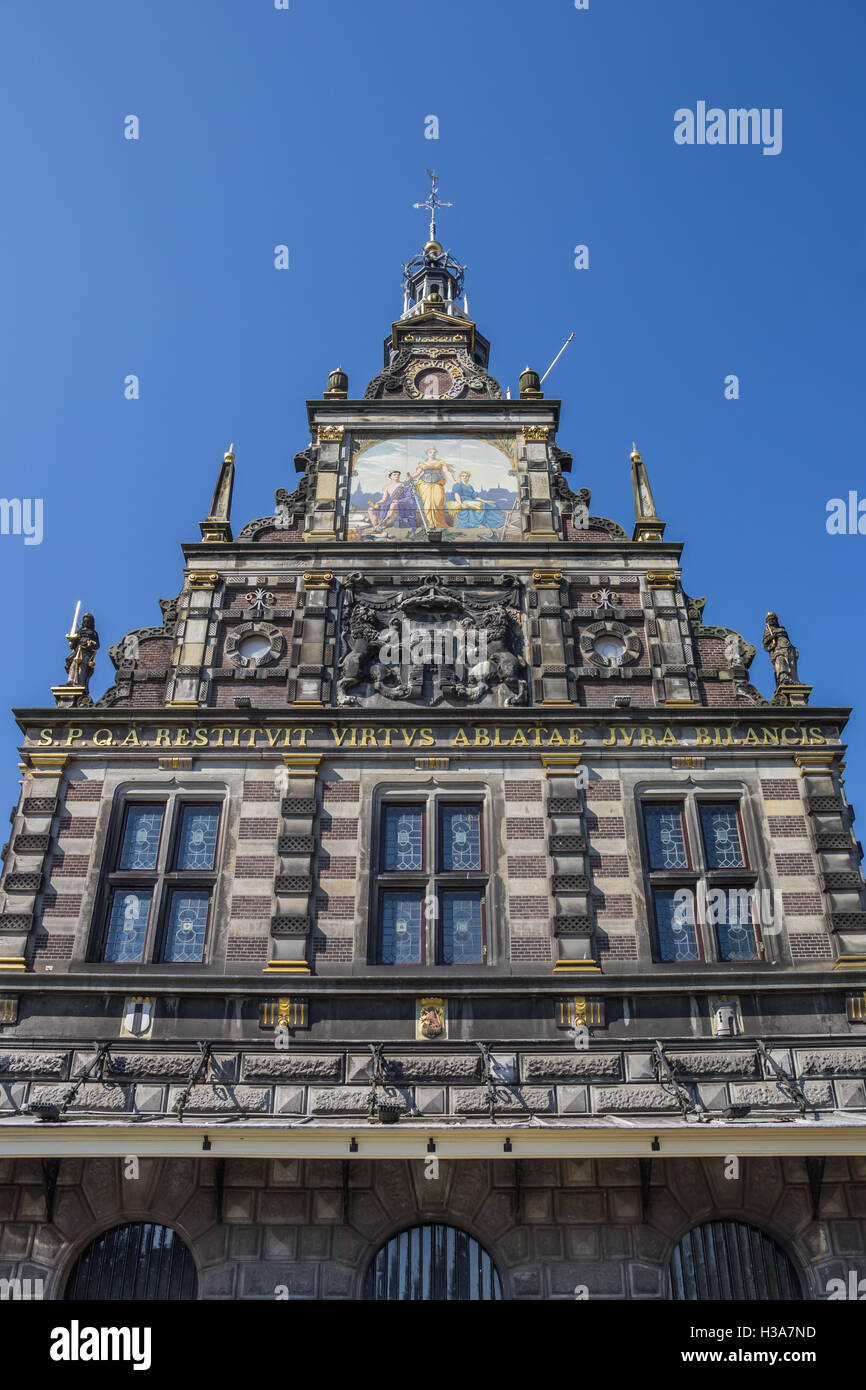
122;995;152;1037
417;996;446;1040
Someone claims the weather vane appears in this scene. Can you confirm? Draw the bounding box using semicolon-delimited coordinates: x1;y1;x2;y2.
413;169;452;243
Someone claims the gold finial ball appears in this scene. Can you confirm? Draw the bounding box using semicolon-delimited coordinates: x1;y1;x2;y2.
426;289;443;304
630;442;642;463
424;239;444;257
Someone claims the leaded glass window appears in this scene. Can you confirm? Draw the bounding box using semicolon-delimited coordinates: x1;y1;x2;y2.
163;890;210;963
383;806;424;871
700;804;746;869
654;887;701;962
440;805;482;871
94;795;222;965
380;891;424;964
104;889;152;963
118;806;164;871
713;887;761;961
375;796;489;965
644;804;689;870
175;806;220;871
641;790;763;966
441;890;484;964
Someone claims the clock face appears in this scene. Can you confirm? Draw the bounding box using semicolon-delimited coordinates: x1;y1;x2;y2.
594;634;626;666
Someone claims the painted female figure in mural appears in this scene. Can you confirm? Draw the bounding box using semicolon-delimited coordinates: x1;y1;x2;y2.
410;445;456;529
446;471;507;532
367;470;419;532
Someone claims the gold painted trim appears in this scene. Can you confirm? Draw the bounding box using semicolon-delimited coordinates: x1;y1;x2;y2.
263;962;311;974
523;426;550;442
533;569;562;588
795;753;837;776
318;425;345;442
833;956;866;970
280;753;322;773
165;700;200;709
646;571;677;588
664;699;698;706
187;571;221;590
553;961;602;974
0;959;27;972
302;572;334;590
541;753;582;773
25;752;70;777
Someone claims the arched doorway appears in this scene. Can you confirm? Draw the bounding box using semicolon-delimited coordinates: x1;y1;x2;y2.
65;1222;198;1300
669;1220;802;1300
363;1223;502;1300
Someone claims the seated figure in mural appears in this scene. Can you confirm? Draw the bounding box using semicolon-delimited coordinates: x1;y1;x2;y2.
410;445;456;530
367;470;420;533
446;470;507;533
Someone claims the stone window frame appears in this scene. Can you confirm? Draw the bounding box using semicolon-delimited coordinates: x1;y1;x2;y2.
86;782;228;967
634;781;774;968
355;773;501;971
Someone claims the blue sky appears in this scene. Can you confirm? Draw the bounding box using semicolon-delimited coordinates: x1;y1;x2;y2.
1;0;864;815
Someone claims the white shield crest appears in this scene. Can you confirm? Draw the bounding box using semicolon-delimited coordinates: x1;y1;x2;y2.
122;995;152;1037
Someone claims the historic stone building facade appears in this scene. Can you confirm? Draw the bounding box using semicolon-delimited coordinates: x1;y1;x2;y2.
1;195;865;1300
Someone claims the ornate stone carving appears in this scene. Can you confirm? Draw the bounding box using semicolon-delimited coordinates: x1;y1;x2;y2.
684;592;707;626
578;620;642;669
363;345;502;401
337;578;527;708
224;621;284;669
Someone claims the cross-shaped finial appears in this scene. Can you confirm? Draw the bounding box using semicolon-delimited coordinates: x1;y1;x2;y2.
413;169;452;243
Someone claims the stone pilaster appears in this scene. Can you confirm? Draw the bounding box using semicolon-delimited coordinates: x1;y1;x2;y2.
304;428;343;540
530;570;570;705
166;571;222;707
797;752;866;966
520;428;558;538
265;754;321;975
644;570;698;706
544;754;599;974
0;753;68;971
288;573;335;706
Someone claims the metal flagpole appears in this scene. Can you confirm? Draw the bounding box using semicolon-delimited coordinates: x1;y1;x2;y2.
540;331;575;385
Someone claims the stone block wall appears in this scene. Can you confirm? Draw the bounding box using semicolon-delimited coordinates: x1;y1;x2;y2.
1;1156;864;1300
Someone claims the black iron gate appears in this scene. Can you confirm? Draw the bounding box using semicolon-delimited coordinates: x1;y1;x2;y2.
363;1223;502;1300
65;1222;198;1301
669;1220;802;1300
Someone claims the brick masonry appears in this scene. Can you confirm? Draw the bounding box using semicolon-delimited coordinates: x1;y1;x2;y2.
768;816;810;838
238;818;278;840
505;782;543;802
775;853;816;875
65;783;104;802
505;818;545;838
511;937;552;960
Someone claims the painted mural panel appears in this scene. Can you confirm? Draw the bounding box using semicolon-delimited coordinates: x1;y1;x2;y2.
349;435;519;542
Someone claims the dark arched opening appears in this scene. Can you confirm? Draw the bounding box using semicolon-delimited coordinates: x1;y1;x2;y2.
669;1220;802;1300
363;1223;502;1300
65;1222;198;1301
